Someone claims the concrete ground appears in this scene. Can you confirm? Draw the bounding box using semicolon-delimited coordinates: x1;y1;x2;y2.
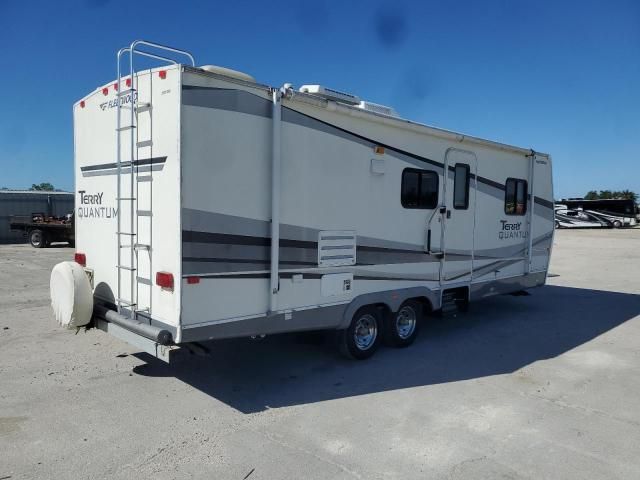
1;229;639;479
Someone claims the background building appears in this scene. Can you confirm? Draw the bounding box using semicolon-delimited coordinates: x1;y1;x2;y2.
0;191;74;243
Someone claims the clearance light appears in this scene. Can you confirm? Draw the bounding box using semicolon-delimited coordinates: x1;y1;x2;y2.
374;146;385;155
156;271;174;290
158;70;167;79
126;78;132;87
74;253;86;267
80;101;85;108
102;87;108;96
186;276;200;285
113;82;118;91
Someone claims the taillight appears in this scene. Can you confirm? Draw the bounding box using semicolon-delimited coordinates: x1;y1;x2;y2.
156;271;174;290
186;276;200;285
74;253;86;267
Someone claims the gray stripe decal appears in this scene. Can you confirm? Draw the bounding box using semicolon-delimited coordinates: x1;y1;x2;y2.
80;157;167;177
182;86;272;118
181;85;553;209
181;209;552;275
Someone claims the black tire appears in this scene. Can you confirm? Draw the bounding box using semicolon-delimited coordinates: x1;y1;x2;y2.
339;306;382;360
29;229;47;248
383;300;421;348
613;220;622;228
555;220;560;229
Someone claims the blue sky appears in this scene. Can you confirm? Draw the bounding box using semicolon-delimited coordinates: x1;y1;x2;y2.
0;0;638;198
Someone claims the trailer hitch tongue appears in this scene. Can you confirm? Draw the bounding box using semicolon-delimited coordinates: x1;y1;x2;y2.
93;305;173;345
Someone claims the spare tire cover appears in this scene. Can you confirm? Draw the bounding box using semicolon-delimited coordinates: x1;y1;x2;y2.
50;261;93;328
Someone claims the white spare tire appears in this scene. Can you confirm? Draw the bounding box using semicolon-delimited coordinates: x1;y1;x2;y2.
50;261;94;328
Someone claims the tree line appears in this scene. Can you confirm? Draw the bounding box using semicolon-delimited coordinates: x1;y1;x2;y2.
584;190;637;202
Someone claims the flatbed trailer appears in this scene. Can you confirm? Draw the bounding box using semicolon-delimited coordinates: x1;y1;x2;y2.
10;213;74;248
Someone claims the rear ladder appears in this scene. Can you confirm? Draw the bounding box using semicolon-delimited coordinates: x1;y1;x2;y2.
114;40;195;318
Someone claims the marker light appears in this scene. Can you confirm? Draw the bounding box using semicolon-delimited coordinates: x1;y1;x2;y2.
126;78;132;87
374;146;385;155
158;70;167;79
80;101;85;108
156;271;174;290
186;276;200;285
102;87;108;96
74;253;86;267
113;82;118;91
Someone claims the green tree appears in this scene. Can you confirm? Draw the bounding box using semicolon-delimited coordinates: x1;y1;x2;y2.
30;182;55;191
598;190;613;199
618;190;638;202
584;190;599;200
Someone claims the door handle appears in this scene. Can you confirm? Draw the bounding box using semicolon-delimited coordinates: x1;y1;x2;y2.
446;210;451;219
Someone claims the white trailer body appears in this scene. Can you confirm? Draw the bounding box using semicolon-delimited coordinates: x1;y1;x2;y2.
71;42;554;359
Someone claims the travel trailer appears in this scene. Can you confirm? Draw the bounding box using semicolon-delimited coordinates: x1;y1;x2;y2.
554;206;611;229
557;199;638;228
51;41;555;362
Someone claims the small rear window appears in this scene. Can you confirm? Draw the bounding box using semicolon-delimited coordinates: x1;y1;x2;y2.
453;163;470;209
505;178;527;215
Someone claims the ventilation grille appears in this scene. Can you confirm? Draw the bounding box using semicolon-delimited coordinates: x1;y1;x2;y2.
318;231;357;267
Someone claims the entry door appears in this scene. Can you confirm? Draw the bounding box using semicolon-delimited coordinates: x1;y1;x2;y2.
441;149;477;283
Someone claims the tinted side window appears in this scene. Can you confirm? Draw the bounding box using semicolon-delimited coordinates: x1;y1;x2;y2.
505;178;528;215
401;169;439;209
453;163;470;209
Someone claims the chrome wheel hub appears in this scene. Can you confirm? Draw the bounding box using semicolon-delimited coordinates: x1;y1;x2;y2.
354;314;377;350
396;306;417;339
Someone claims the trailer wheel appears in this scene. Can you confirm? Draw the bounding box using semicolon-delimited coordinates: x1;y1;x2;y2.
29;229;47;248
383;300;421;348
339;306;382;360
612;220;622;228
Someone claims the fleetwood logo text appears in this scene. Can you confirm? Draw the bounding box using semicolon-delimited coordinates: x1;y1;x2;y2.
99;92;137;111
77;191;118;219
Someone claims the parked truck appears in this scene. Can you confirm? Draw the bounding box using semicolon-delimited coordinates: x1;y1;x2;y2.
10;213;74;248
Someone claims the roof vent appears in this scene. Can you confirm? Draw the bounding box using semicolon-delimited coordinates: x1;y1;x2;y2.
199;65;256;83
356;101;399;118
298;85;360;105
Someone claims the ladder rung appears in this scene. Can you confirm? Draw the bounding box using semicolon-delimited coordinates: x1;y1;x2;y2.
137;140;153;148
116;88;136;97
116;232;136;236
136;103;152;113
134;243;151;251
136;276;152;286
137;210;152;217
116;125;136;132
137;175;153;182
116;197;136;200
135;307;150;313
117;265;136;271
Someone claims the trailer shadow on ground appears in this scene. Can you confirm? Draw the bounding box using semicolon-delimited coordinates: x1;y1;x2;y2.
133;285;640;413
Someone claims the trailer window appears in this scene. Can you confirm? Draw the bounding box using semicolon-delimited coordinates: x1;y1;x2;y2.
505;178;528;215
401;169;438;209
453;163;470;209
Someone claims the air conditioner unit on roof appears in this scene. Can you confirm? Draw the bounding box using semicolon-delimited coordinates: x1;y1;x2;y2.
298;85;360;105
357;101;399;118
